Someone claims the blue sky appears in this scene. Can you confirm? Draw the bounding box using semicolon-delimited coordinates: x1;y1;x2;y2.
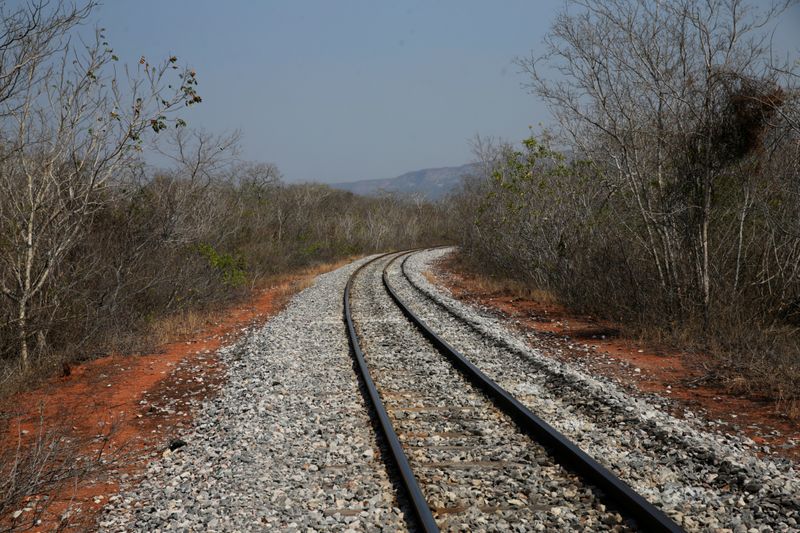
91;1;799;183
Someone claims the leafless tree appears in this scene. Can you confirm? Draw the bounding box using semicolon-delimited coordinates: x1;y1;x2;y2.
148;129;242;245
0;6;202;368
451;0;800;404
517;0;797;323
468;133;503;181
0;1;93;117
235;161;282;198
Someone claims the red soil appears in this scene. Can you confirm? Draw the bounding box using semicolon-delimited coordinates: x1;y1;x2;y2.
0;264;341;531
431;254;799;463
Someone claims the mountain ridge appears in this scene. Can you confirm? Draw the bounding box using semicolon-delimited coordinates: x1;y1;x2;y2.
328;163;478;200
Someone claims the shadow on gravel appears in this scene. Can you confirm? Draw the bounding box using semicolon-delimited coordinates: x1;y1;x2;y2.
344;330;421;532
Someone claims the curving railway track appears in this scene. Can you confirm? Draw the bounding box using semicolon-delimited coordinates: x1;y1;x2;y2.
344;251;684;532
98;248;799;531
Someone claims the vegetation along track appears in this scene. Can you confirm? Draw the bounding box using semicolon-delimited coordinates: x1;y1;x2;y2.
344;251;683;532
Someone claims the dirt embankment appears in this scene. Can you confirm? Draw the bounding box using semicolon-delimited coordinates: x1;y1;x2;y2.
0;260;352;532
430;253;799;463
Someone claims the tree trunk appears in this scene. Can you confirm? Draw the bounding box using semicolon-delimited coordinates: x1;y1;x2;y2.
734;188;750;292
20;209;35;369
18;299;28;369
700;174;712;331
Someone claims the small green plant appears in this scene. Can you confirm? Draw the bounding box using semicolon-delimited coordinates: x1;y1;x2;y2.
197;243;246;287
302;241;322;257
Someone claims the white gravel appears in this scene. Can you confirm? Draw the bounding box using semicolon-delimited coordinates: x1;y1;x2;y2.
392;247;800;533
99;256;407;532
352;253;629;532
95;249;800;533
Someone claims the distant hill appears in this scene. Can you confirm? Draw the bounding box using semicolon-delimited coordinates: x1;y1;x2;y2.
329;163;479;200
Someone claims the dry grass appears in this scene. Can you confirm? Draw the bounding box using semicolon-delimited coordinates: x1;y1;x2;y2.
143;256;360;348
452;250;800;418
439;255;559;305
472;276;557;304
0;407;123;532
147;310;212;347
620;319;800;418
1;256;361;403
264;256;356;292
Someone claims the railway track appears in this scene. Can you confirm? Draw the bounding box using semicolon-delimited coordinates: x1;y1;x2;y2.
344;251;683;532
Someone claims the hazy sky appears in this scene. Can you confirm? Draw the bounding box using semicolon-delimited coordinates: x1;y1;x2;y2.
92;1;799;184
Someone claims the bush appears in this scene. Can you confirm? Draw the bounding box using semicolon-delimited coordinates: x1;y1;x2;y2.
0;133;452;394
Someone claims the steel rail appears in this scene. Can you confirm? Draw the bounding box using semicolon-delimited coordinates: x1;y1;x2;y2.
383;251;684;533
343;253;440;533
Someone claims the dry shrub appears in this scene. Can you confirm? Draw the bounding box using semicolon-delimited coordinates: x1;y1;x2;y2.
0;408;123;531
1;169;450;398
450;0;800;413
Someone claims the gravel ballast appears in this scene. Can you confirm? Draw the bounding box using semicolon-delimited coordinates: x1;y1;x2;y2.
97;249;800;532
391;248;800;532
99;257;407;532
351;254;626;532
